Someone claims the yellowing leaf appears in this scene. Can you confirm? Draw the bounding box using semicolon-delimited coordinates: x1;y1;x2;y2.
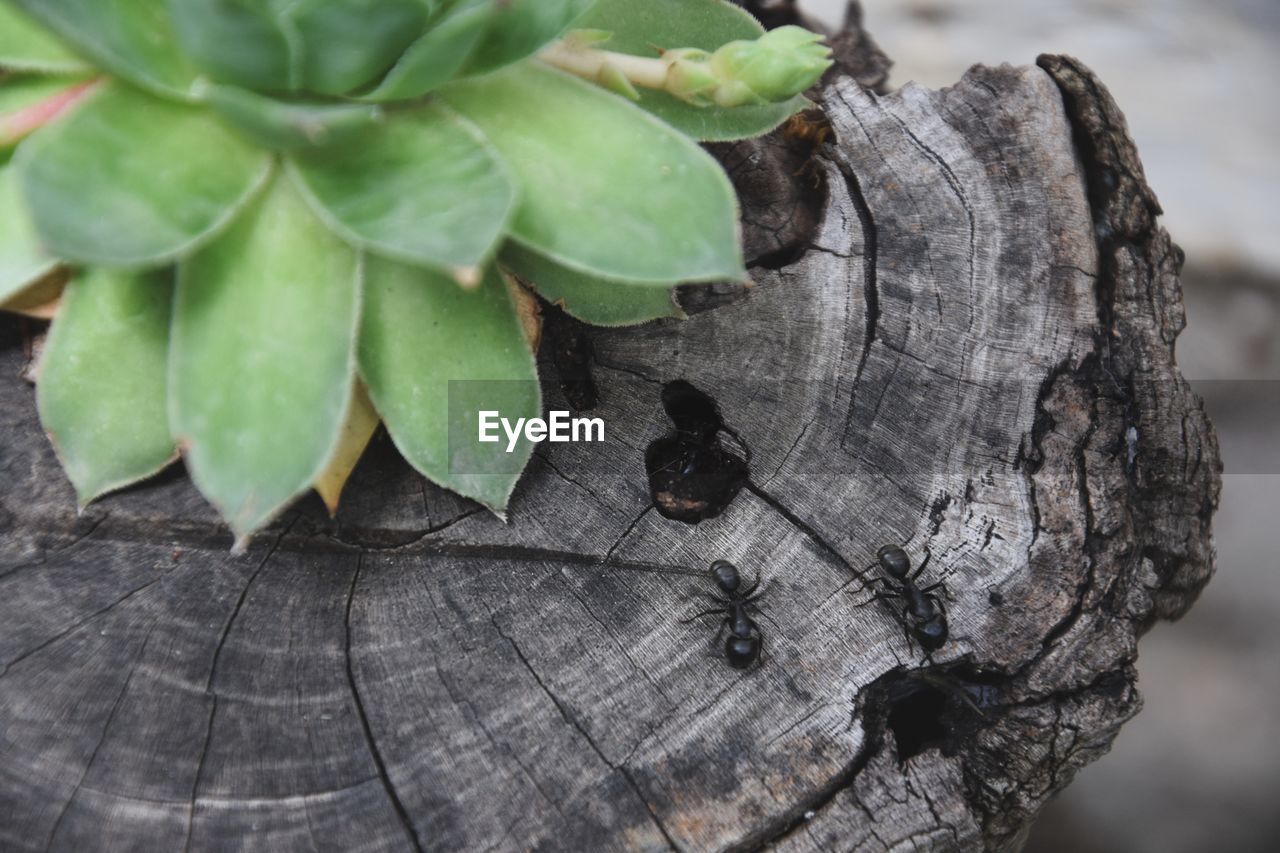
503;271;543;353
0;268;68;319
313;379;380;516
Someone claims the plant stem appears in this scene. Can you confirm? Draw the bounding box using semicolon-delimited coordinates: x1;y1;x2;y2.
538;41;671;93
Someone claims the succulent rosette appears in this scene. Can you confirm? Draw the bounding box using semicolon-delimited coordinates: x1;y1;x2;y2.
0;0;830;542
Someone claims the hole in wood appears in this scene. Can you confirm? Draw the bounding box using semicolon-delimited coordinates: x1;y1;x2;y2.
886;680;949;759
539;301;598;412
645;380;749;523
865;665;1005;762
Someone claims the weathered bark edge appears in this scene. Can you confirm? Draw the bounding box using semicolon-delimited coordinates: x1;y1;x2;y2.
765;55;1222;851
0;18;1221;853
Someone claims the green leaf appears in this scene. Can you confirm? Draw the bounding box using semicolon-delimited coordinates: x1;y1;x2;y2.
0;4;90;73
169;0;436;95
170;172;360;539
200;83;384;150
461;0;596;76
576;0;805;141
0;76;79;120
2;76;95;155
364;0;494;101
0;164;57;303
291;0;433;96
502;242;682;327
291;103;515;278
360;259;540;514
15;82;273;267
167;0;296;92
36;267;176;504
443;64;744;285
9;0;196;97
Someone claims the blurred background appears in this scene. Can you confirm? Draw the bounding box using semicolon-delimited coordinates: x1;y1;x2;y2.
798;1;1280;850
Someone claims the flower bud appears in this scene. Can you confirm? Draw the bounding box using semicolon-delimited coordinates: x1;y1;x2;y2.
707;26;833;107
663;26;832;109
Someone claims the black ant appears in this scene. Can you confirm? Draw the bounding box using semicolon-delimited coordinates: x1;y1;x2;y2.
682;560;764;669
645;381;750;523
861;545;949;652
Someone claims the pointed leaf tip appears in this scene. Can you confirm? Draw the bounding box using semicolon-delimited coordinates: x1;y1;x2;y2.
314;380;380;517
36;268;177;505
170;173;360;537
359;260;541;516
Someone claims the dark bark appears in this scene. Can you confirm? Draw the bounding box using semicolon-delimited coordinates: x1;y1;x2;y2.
0;9;1219;852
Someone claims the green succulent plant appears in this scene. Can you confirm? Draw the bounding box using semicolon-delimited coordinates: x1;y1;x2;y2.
0;0;831;544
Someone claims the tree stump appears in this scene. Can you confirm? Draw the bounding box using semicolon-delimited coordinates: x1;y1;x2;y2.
0;7;1220;851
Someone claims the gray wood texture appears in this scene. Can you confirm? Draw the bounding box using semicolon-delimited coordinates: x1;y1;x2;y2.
0;10;1219;852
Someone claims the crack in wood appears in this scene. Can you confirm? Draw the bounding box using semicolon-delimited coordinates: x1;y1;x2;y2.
882;108;980;329
0;561;178;676
602;505;655;564
556;573;678;710
185;519;296;853
343;554;427;852
44;622;157;851
490;616;681;851
829;151;881;452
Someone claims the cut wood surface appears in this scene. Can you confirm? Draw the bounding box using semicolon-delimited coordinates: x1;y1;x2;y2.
0;7;1220;852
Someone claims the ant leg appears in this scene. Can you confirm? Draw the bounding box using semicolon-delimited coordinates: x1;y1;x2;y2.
869;589;904;604
742;581;770;605
739;576;761;599
852;588;902;611
752;607;784;632
930;581;955;603
747;604;778;632
848;576;891;604
910;551;933;583
918;581;954;605
849;574;891;598
919;672;989;720
697;618;731;661
680;606;727;624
